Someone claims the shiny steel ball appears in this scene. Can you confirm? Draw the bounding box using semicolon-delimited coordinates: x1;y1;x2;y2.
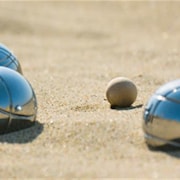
0;67;37;133
143;79;180;148
0;43;22;73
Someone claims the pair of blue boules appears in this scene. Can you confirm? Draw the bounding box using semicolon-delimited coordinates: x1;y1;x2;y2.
0;43;37;134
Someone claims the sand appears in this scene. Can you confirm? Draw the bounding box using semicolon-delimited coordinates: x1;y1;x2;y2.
0;1;180;178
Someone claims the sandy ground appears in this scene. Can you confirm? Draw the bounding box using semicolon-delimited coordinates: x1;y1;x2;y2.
0;1;180;178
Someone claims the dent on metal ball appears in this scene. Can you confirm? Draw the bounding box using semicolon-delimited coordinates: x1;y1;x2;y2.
143;79;180;148
0;67;37;133
0;43;22;74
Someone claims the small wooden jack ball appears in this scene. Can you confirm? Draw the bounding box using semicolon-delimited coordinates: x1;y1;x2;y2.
106;77;137;108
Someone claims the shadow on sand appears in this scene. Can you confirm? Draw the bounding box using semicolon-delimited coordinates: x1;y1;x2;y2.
110;104;143;110
0;121;44;144
148;144;180;159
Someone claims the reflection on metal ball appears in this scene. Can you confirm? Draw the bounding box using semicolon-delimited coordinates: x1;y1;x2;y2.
143;79;180;148
0;43;22;74
0;67;37;133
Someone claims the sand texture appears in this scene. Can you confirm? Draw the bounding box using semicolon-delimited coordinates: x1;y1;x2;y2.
0;1;180;178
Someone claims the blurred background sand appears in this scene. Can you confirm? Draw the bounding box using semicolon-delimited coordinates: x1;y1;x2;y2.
0;1;180;178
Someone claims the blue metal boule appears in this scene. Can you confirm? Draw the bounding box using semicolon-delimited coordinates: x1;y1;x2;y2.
143;79;180;148
0;67;37;133
0;43;22;74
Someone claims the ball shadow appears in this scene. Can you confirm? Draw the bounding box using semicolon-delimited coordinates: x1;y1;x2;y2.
110;104;143;111
147;143;180;158
0;120;44;144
